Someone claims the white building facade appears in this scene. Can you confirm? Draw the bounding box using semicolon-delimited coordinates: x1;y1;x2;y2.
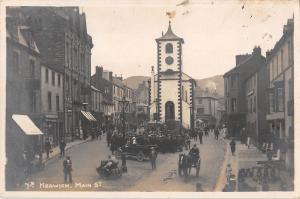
266;18;294;171
41;65;64;146
149;21;196;130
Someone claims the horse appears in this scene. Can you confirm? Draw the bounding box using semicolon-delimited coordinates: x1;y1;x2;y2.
178;153;190;181
178;153;201;181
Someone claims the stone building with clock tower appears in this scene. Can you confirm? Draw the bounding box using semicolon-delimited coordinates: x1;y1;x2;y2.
149;21;196;130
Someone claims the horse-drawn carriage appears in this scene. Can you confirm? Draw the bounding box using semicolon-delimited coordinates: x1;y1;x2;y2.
178;153;201;181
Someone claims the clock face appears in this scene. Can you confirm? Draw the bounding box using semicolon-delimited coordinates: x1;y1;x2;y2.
165;56;174;65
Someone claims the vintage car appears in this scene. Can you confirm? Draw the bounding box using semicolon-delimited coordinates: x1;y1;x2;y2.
122;144;159;162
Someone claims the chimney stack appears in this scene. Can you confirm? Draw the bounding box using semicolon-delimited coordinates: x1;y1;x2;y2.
253;46;261;56
109;72;113;82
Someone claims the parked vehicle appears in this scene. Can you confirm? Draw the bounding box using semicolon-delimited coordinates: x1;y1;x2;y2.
123;144;158;162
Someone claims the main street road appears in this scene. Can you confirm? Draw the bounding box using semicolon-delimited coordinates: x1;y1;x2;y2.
22;133;226;191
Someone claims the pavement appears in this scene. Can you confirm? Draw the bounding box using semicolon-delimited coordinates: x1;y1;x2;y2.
18;132;226;192
41;138;92;163
226;141;294;191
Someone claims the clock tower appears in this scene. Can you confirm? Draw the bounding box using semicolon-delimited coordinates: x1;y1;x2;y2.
156;21;184;73
154;21;184;124
149;21;195;131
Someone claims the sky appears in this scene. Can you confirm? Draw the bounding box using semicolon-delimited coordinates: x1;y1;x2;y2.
83;0;297;79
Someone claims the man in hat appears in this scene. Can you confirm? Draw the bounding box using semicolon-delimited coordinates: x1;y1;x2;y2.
59;139;66;158
45;139;51;159
63;156;73;183
149;147;157;170
230;139;236;156
189;144;200;166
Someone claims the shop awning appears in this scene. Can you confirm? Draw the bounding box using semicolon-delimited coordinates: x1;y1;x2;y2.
12;114;43;135
81;111;97;122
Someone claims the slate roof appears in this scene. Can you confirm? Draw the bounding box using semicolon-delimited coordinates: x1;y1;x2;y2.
156;21;184;42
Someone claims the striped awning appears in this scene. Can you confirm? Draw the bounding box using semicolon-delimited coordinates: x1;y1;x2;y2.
81;111;97;122
12;114;44;135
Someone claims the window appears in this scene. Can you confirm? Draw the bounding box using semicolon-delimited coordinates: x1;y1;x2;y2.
32;92;36;112
277;87;284;112
95;92;98;109
231;98;237;112
288;79;293;100
52;71;55;85
48;91;52;111
12;51;19;73
66;42;70;66
231;75;237;88
65;75;69;94
30;60;35;77
269;93;274;113
281;49;284;72
270;62;273;81
81;53;84;72
253;96;256;113
185;90;188;102
165;43;173;54
288;40;292;65
57;74;61;87
276;55;279;76
56;95;59;111
45;68;49;83
198;98;202;104
250;98;253;113
197;108;204;114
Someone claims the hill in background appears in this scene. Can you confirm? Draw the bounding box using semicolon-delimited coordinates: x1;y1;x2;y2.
123;76;150;90
123;75;224;97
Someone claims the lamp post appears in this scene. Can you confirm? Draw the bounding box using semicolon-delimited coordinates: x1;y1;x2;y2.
67;109;73;141
154;98;158;127
119;96;129;140
82;102;88;111
189;105;194;134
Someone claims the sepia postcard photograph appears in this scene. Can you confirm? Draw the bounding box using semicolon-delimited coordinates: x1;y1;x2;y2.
0;0;299;198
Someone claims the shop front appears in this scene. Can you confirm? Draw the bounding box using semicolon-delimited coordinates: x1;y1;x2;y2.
43;114;63;147
81;111;97;139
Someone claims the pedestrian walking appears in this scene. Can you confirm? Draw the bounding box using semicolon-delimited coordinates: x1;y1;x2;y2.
185;134;191;150
63;156;73;183
149;147;157;170
230;139;236;155
204;127;208;136
106;131;112;147
97;128;103;140
246;136;251;148
59;139;66;158
226;164;232;182
45;139;51;159
215;128;219;140
198;130;203;144
240;127;247;144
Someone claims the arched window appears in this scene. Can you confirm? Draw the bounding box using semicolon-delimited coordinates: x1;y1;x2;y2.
165;101;175;120
165;43;173;54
